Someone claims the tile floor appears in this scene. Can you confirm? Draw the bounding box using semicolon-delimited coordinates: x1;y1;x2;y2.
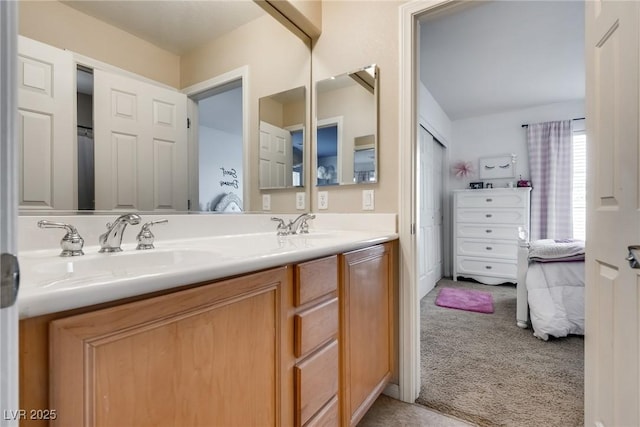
357;395;475;427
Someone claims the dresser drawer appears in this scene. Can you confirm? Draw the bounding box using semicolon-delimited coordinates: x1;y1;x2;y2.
456;208;525;225
456;257;517;279
456;191;527;208
456;238;517;260
295;298;338;358
295;340;339;427
295;256;338;306
456;223;521;240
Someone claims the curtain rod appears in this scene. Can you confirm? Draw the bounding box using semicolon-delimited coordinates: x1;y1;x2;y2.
521;117;585;128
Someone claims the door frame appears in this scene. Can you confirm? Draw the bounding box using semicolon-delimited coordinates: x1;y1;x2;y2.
0;1;19;424
183;67;250;212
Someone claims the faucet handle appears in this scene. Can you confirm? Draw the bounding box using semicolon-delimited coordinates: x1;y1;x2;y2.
136;219;168;250
299;215;315;234
37;220;84;257
271;217;290;236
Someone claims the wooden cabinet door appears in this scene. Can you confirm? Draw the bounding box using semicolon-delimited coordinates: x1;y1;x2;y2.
49;267;288;427
340;243;394;427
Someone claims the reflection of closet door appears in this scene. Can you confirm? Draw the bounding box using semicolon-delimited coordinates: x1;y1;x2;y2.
94;70;187;211
417;126;444;299
259;121;292;188
17;36;74;209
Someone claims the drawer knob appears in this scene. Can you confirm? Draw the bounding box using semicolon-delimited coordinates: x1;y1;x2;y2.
486;214;493;218
486;198;493;202
486;247;493;251
485;265;493;270
485;229;493;233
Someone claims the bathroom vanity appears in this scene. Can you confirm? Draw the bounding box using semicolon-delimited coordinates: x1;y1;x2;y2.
17;214;397;427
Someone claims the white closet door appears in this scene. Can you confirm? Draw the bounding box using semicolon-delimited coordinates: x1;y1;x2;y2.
17;36;74;210
417;126;444;299
94;70;187;211
259;121;292;188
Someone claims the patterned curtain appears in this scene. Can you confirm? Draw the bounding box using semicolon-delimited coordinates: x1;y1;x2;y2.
526;120;573;240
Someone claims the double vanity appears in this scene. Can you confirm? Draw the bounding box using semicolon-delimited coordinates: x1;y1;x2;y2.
17;213;398;427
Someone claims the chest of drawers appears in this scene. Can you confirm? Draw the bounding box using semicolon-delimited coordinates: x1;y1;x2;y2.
453;188;531;285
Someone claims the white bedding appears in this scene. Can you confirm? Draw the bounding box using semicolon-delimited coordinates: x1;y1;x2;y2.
526;260;585;340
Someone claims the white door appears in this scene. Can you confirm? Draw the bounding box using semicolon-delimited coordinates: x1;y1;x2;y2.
259;121;292;188
94;69;188;211
418;126;444;299
585;1;639;426
17;36;74;210
1;2;19;425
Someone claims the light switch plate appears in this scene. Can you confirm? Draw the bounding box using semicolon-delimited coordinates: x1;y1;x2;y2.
296;192;305;210
362;189;374;210
262;194;271;211
318;191;329;210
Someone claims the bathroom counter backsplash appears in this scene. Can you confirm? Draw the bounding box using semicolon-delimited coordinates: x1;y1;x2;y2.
17;213;397;319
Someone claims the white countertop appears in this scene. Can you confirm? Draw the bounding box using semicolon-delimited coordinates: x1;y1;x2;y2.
18;228;397;319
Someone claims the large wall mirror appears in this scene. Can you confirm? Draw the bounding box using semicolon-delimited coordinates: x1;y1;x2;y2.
17;0;311;214
259;86;306;189
315;64;378;186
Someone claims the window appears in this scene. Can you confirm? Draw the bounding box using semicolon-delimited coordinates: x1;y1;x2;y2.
572;132;586;240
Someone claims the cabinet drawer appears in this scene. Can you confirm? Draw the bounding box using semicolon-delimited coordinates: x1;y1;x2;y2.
295;298;338;358
456;238;517;260
456;257;517;279
305;396;339;427
295;256;338;306
456;223;521;240
295;340;339;427
456;208;525;224
456;191;527;208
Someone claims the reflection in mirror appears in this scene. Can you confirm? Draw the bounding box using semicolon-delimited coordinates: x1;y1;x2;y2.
259;86;306;189
316;64;378;186
17;0;311;214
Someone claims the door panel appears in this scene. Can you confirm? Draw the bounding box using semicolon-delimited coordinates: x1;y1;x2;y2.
259;121;292;188
586;1;640;426
17;36;74;209
94;69;187;211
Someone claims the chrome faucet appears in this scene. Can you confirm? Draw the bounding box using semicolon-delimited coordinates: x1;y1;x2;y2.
37;220;85;257
99;213;141;253
289;213;316;234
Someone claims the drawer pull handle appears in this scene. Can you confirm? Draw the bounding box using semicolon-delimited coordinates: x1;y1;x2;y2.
485;266;493;270
486;198;493;202
485;229;493;233
486;247;493;251
486;214;493;218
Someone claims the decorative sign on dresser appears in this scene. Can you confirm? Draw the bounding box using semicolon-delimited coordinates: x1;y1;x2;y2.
453;188;531;285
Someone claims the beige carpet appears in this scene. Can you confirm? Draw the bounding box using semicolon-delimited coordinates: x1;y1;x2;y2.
416;278;584;427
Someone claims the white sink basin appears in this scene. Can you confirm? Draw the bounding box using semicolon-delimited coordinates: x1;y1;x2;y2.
21;249;221;290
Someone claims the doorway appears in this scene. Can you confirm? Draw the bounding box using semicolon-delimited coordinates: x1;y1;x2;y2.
189;80;244;212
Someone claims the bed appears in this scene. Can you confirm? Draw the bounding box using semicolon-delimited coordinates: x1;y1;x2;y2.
516;232;585;340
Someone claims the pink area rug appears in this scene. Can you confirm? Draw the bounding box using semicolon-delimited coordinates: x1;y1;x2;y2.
435;287;494;314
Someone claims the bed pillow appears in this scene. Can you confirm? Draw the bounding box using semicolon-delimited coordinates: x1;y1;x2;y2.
529;239;585;262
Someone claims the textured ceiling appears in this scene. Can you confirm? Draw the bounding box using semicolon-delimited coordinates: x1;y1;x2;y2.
419;1;585;121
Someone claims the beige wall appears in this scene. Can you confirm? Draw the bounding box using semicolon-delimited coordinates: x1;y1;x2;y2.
312;0;403;213
18;1;180;88
182;14;311;213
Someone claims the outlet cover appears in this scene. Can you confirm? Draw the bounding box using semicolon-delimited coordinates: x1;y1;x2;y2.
296;192;305;210
362;189;375;210
262;194;271;211
318;191;329;210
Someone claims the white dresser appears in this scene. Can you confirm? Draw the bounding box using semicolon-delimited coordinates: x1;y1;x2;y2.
453;188;531;285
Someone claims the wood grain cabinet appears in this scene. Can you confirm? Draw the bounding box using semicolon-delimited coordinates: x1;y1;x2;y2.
339;243;395;427
28;267;289;427
293;256;340;427
19;242;397;427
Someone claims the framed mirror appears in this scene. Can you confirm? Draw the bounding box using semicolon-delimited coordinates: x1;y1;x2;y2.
17;0;311;214
259;86;306;189
315;64;378;186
